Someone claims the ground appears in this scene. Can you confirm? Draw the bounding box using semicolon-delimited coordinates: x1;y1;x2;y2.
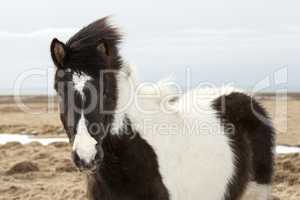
0;94;299;199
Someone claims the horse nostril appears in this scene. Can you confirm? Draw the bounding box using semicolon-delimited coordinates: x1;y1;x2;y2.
94;152;103;164
95;144;104;161
72;151;82;168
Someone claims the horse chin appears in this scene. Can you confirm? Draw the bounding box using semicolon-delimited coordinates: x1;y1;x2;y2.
75;159;99;174
79;165;98;175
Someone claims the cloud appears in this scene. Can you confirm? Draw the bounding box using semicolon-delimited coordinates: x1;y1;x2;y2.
178;26;300;38
179;28;259;36
0;28;77;40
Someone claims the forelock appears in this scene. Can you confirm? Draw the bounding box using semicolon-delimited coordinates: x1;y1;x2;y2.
60;17;123;76
66;17;122;50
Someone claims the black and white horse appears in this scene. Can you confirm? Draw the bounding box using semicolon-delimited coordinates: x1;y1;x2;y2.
50;17;275;200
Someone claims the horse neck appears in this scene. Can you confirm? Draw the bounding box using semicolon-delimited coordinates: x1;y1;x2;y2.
110;65;173;136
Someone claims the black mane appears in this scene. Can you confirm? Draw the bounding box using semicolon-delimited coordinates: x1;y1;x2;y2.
67;17;121;50
63;17;123;75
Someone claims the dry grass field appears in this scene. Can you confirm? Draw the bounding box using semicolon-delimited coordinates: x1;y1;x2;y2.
0;94;300;199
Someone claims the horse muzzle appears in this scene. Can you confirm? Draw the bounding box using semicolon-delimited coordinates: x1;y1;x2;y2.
71;144;104;172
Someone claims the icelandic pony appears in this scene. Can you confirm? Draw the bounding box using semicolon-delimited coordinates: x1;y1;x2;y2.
50;17;274;200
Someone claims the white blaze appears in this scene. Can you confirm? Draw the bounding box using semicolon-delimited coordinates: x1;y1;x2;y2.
73;72;91;95
73;113;98;164
72;72;97;164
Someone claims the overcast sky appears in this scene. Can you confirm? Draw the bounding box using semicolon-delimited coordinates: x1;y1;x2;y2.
0;0;299;94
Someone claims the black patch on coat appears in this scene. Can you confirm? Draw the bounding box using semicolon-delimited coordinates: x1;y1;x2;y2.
88;117;170;200
212;92;275;200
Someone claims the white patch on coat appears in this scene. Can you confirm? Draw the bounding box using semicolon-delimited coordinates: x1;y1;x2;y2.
139;89;235;200
111;64;181;134
72;113;98;164
241;182;271;200
73;72;92;95
107;63;246;199
123;85;240;199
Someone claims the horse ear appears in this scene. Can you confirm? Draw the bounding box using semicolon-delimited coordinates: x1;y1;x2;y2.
51;38;66;68
97;41;110;56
